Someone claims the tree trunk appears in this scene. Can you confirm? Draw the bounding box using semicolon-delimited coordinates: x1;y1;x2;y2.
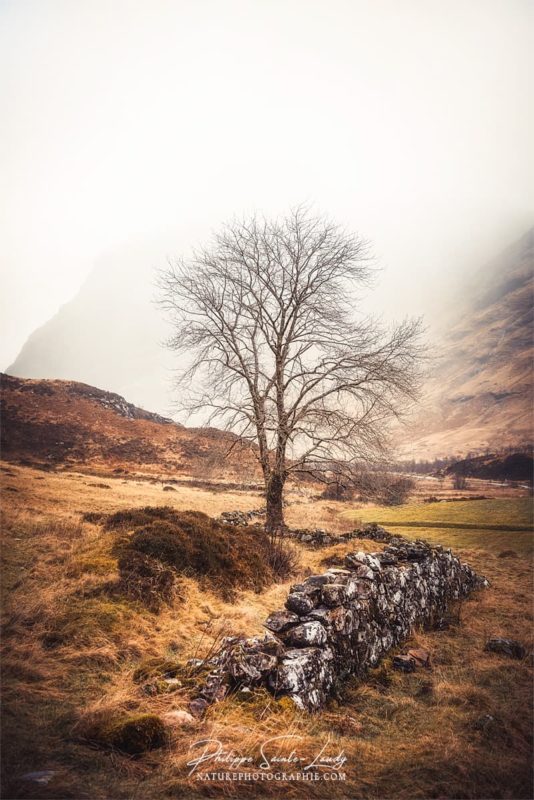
265;472;285;535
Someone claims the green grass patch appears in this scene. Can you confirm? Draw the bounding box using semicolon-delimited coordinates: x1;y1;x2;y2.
344;498;533;531
378;526;534;556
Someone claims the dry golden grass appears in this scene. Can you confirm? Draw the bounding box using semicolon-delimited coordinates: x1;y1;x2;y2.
1;465;532;799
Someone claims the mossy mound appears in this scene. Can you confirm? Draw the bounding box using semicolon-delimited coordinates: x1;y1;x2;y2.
367;662;394;690
103;506;179;531
275;695;298;712
84;713;167;755
113;508;276;599
83;506;178;529
117;550;176;611
212;687;298;719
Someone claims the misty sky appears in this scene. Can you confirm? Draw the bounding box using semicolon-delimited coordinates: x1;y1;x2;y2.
1;0;533;370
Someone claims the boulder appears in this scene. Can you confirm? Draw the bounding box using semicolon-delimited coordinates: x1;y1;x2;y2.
163;710;195;727
264;610;300;634
282;621;327;648
484;637;526;659
393;654;416;672
407;648;431;668
286;592;317;615
322;583;347;607
303;574;336;588
188;698;209;717
269;647;335;710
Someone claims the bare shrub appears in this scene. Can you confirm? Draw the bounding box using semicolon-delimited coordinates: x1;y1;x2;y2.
356;472;415;505
320;481;355;501
453;473;468;490
267;539;300;581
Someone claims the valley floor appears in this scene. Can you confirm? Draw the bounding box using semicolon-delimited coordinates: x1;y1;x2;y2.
1;464;533;800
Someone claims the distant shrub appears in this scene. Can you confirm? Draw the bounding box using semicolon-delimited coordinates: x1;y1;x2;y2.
382;476;415;506
356;473;415;506
453;473;468;490
320;482;354;501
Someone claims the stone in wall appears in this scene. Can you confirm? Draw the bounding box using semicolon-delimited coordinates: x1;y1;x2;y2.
193;532;488;712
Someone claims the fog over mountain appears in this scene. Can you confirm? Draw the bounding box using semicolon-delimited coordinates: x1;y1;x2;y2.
7;242;176;416
2;0;533;452
7;229;533;457
2;1;532;371
401;229;534;459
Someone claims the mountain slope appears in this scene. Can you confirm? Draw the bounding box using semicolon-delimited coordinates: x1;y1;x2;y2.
6;243;175;415
6;232;534;461
404;229;533;458
0;374;258;478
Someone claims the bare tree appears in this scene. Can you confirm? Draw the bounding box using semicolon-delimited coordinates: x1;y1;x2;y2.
452;472;468;490
159;208;424;534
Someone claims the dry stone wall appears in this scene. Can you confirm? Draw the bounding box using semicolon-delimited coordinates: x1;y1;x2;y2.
220;513;396;548
194;532;488;712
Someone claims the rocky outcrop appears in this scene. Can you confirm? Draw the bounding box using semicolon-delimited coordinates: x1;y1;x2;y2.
193;532;487;711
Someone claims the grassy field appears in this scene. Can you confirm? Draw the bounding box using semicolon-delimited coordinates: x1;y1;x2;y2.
1;465;533;800
345;498;534;530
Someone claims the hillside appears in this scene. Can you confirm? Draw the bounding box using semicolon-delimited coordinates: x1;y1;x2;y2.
0;374;258;479
445;451;533;483
403;229;533;459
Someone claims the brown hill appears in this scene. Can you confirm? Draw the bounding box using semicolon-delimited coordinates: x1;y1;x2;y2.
0;373;259;480
403;229;534;459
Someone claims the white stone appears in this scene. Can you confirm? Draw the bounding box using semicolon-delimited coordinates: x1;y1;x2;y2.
163;710;195;727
